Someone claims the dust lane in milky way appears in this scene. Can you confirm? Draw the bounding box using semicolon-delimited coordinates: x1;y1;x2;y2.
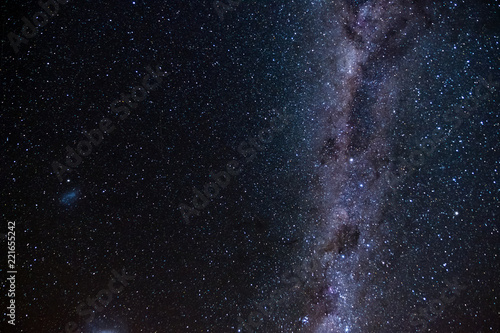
299;1;436;332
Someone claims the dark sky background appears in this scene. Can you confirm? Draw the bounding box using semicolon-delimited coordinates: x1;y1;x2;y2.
1;0;499;332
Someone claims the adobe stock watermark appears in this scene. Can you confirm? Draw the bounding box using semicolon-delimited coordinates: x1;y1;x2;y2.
7;0;70;54
237;255;322;332
384;73;498;191
409;276;466;331
63;267;136;333
213;0;242;22
178;109;292;224
51;63;168;182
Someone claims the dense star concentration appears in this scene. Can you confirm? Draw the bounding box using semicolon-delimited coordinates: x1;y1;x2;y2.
1;0;498;332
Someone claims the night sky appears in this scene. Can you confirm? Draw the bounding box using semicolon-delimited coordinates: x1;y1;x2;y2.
1;0;499;332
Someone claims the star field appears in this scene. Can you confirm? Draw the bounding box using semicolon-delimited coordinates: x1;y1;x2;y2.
1;0;499;332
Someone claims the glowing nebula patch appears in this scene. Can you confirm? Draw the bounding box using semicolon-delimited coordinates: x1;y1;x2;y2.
60;189;79;206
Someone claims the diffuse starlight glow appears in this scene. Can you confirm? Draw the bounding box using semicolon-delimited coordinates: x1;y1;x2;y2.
297;1;437;331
